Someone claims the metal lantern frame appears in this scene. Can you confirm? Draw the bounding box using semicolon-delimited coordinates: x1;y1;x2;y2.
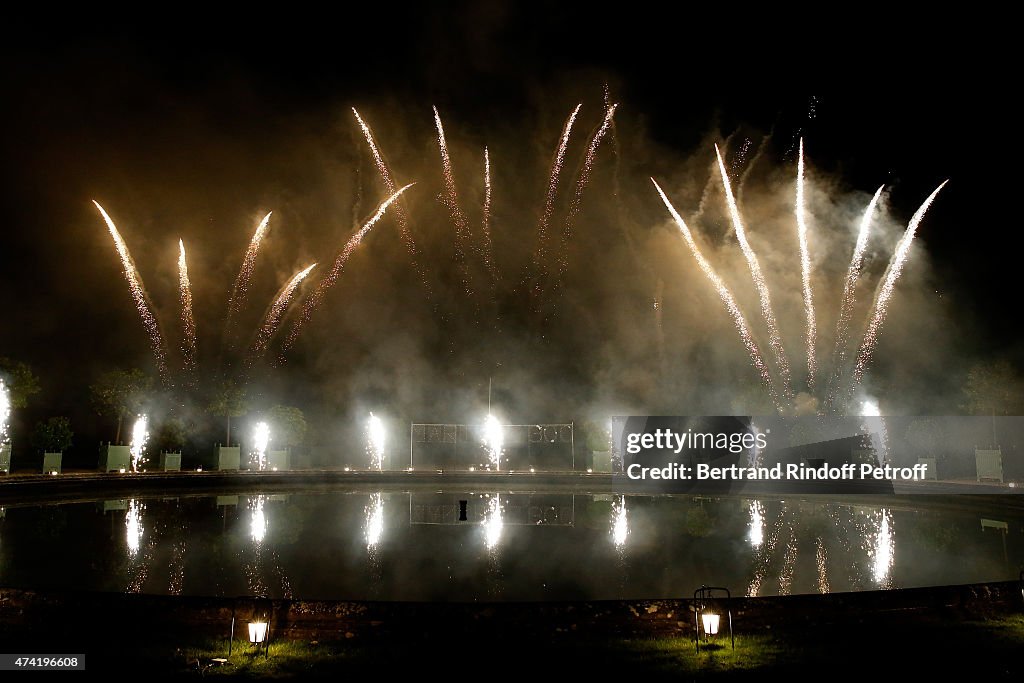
693;585;734;653
229;596;272;658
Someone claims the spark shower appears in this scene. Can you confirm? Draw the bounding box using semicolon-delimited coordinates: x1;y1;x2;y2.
92;99;946;416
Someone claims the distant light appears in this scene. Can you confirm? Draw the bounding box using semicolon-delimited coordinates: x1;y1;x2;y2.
586;468;593;474
702;613;721;636
344;466;351;472
407;467;414;472
248;621;268;644
119;467;126;474
196;467;202;472
469;466;475;472
272;467;278;472
530;468;535;473
49;470;58;476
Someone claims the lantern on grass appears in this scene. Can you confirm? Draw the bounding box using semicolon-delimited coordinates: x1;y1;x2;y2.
693;585;733;653
229;596;272;658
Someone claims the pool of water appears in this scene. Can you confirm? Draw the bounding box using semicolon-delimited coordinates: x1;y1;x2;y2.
1;489;1021;601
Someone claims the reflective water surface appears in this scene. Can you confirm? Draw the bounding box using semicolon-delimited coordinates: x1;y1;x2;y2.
0;490;1021;601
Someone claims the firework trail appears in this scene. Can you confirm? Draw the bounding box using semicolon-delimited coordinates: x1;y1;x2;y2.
827;185;884;407
282;184;414;352
653;278;666;370
177;240;197;379
732;138;752;173
689;132;737;226
653;179;780;408
92;201;169;382
225;211;273;343
715;145;792;399
481;147;499;289
796;140;816;389
433;107;475;301
555;104;618;284
736;131;773;206
245;263;316;368
351;108;434;302
850;181;948;390
530;104;581;303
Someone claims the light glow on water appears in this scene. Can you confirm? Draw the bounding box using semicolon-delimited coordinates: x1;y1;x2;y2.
125;499;144;557
611;495;629;548
483;494;503;550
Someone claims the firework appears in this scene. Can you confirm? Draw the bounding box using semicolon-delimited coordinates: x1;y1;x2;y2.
282;184;414;351
851;181;948;389
829;185;885;404
433;107;474;300
351;108;434;301
245;263;316;368
652;179;780;408
736;132;773;205
366;413;385;471
714;146;792;399
252;421;270;471
531;103;581;298
92;201;168;382
555;104;618;284
178;240;197;378
481;146;498;284
795;139;816;388
225;212;273;339
129;413;148;472
482;414;503;471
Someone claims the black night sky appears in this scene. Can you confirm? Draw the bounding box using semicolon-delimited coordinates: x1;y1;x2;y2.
0;7;1018;464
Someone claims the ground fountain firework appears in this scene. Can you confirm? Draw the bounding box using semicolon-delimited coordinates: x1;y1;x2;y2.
129;414;148;472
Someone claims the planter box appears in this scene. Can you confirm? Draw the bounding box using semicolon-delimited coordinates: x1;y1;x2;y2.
0;442;11;474
102;499;128;512
918;457;938;480
216;495;239;507
217;446;241;471
43;452;62;474
99;445;131;472
591;451;612;473
976;448;1003;482
159;452;182;471
267;449;289;471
